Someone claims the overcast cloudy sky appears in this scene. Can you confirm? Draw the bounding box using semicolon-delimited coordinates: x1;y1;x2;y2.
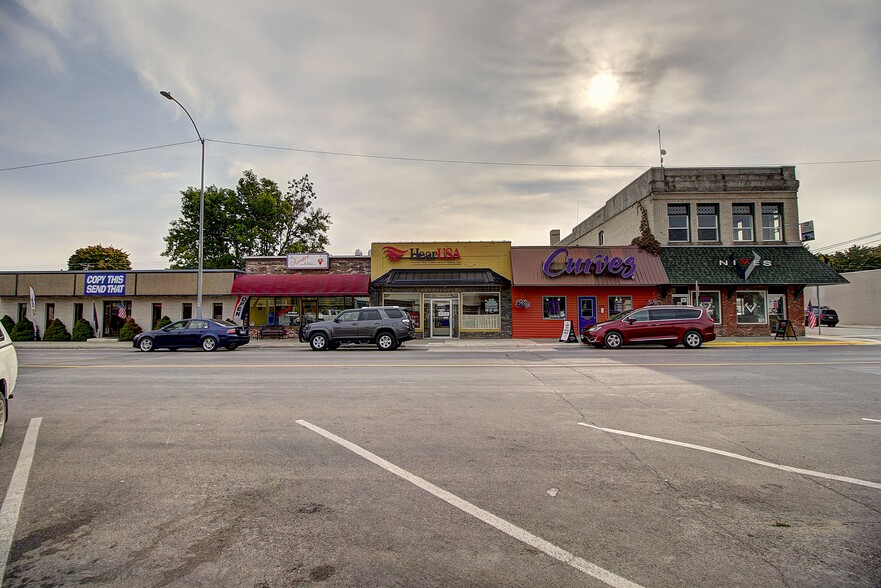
1;1;879;270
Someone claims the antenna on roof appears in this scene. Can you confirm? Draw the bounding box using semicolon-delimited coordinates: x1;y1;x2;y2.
658;125;666;167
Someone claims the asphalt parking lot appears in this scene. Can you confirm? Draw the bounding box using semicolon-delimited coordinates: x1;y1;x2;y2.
1;340;879;587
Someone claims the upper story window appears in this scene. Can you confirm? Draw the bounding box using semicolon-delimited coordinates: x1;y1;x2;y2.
598;230;605;245
732;204;755;241
667;204;690;242
696;204;719;241
761;203;783;241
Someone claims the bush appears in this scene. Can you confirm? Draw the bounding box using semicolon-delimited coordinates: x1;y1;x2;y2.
118;317;143;341
43;318;71;342
71;318;95;342
1;315;14;334
10;317;39;341
157;315;172;329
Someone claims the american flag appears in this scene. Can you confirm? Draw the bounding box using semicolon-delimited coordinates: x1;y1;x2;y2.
806;307;818;329
117;302;127;319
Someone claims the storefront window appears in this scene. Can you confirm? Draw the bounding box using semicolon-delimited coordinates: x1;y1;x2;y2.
692;291;721;324
462;292;500;331
608;296;633;318
384;292;422;329
543;296;566;320
736;291;767;324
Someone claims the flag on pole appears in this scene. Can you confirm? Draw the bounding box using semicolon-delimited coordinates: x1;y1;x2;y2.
117;302;127;319
806;301;818;329
92;302;100;336
28;286;38;339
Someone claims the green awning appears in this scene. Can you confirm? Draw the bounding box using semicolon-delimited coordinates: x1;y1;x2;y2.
660;246;848;285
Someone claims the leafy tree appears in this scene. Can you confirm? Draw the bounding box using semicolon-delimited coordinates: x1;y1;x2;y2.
818;244;881;272
43;318;71;342
68;244;131;271
71;318;95;342
10;317;38;341
118;318;143;342
162;170;331;269
1;315;14;334
157;315;172;328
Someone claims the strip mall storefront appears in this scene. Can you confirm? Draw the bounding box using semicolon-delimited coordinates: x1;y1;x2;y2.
658;246;848;337
511;246;668;338
371;242;512;339
233;254;371;334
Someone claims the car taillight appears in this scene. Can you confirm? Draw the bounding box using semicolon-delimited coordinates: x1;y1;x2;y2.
226;328;237;334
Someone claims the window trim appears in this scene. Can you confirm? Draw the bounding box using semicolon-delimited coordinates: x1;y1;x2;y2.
667;204;690;242
736;290;768;325
696;203;719;242
732;203;755;242
542;295;567;320
461;291;501;332
761;203;783;242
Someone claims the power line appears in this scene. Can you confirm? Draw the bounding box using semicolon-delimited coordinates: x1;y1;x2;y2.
0;140;200;172
813;230;881;252
2;136;880;173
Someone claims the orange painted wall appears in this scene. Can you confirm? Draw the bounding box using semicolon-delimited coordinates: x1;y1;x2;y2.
511;286;660;338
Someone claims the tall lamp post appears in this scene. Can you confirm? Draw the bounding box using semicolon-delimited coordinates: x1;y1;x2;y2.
160;90;205;318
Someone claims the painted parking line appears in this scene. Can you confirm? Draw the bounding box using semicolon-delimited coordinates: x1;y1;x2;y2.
297;419;644;588
863;418;881;423
579;423;881;491
0;417;43;584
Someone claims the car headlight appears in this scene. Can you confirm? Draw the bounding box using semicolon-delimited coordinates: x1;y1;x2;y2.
588;325;600;332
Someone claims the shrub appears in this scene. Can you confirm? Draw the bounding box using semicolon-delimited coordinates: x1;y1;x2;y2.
43;318;72;342
1;315;14;334
10;317;39;341
118;317;143;341
71;318;95;342
157;315;172;328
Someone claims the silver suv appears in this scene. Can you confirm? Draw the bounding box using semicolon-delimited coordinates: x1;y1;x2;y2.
300;306;416;351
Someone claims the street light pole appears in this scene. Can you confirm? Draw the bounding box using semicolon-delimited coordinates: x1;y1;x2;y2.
160;91;205;318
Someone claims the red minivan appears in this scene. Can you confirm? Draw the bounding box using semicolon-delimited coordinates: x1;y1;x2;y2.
582;305;716;349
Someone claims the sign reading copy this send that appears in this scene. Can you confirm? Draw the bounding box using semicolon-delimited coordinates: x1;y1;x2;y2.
84;272;126;296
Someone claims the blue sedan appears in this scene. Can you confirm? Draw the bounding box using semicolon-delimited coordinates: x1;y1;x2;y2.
133;319;251;352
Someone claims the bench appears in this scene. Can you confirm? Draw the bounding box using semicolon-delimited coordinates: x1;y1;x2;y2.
258;326;287;339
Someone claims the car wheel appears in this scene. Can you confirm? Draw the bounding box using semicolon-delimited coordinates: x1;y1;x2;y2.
0;393;6;445
310;333;329;351
683;330;703;349
138;337;155;352
603;331;623;349
376;332;397;351
225;343;238;351
201;337;218;352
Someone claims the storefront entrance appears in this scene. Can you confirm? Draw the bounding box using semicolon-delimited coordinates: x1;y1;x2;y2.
577;296;597;332
430;299;454;338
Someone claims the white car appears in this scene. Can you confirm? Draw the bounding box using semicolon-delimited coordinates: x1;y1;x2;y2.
0;322;18;444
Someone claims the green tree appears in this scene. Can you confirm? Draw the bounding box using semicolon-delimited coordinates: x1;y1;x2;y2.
10;317;38;341
1;315;14;334
162;170;331;269
118;318;143;342
68;244;131;271
71;318;95;342
43;318;71;342
818;245;881;272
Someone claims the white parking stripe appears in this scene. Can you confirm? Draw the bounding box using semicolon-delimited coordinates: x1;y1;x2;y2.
297;419;645;588
580;423;881;490
0;417;43;583
862;418;881;423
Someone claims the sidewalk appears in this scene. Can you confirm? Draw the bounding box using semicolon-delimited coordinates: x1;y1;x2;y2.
10;325;880;350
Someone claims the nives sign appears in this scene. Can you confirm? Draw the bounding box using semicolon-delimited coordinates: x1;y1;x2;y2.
542;248;637;279
84;272;126;296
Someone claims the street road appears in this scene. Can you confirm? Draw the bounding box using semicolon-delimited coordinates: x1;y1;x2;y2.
1;344;879;587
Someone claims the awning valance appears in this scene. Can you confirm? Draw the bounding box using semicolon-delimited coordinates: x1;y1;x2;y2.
231;274;370;296
372;269;510;287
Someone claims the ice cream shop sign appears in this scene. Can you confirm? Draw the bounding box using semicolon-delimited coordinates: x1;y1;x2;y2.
542;247;637;279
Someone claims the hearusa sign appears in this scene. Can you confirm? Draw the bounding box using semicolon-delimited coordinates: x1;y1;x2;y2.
542;248;637;279
84;272;126;296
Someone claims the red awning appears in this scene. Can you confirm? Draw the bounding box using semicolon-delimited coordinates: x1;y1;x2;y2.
231;274;370;296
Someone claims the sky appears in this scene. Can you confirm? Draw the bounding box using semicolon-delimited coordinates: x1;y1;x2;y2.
1;1;879;270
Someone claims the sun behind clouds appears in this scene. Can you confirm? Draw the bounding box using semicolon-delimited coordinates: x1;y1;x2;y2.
586;72;619;110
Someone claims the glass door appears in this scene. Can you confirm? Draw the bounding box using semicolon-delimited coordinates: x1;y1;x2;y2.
431;299;453;338
577;296;597;333
768;293;786;334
